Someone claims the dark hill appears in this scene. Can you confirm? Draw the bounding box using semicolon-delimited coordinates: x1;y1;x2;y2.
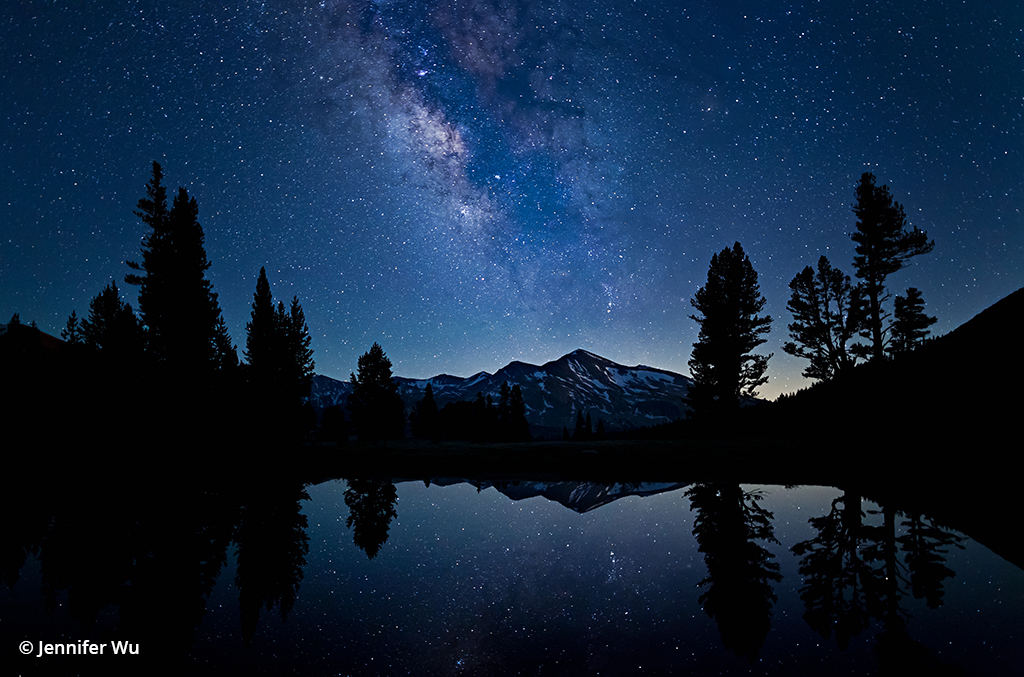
764;285;1024;446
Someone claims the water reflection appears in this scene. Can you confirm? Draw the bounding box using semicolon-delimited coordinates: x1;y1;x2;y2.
687;483;782;662
235;480;310;646
1;476;1019;675
343;478;398;559
792;490;966;673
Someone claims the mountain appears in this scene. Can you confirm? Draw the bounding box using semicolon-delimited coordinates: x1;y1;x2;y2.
310;349;694;437
422;479;692;513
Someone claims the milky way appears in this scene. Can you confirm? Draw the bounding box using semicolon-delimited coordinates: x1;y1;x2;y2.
2;0;1021;397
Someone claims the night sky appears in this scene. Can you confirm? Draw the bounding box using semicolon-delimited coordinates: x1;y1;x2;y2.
2;0;1021;398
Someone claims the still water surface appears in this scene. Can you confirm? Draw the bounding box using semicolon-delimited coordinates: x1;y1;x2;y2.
3;479;1022;675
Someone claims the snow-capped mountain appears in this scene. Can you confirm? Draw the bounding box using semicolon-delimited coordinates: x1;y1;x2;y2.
310;349;693;436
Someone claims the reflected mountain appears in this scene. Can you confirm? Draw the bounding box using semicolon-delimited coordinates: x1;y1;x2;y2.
426;478;691;513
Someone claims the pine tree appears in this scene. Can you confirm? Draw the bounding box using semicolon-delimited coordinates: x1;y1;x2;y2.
213;315;238;371
688;242;772;417
61;310;82;345
285;296;315;401
245;267;276;383
410;382;439;440
125;161;171;357
167;186;224;369
244;268;315;403
497;381;511;439
573;409;587;441
80;281;143;355
347;343;405;441
783;256;866;381
850;173;934;361
125;162;232;372
508;384;530;442
890;287;936;355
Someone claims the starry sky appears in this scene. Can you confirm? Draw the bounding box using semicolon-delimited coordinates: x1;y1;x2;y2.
2;0;1021;398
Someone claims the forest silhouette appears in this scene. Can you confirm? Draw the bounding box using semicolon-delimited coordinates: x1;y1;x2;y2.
1;163;971;454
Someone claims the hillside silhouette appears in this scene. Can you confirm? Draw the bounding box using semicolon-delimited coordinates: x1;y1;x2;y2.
756;286;1022;446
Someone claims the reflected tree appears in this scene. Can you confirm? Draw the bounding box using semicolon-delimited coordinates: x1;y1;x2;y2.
792;490;882;649
864;505;909;654
343;479;398;559
899;513;963;609
870;504;965;674
234;482;311;647
119;484;235;655
794;490;965;672
686;483;782;661
20;477;235;666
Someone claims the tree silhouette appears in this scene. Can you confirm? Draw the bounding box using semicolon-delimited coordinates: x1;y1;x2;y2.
60;310;82;345
688;242;772;417
347;343;405;441
125;161;170;354
125;162;234;372
282;296;315;403
243;267;316;439
508;384;531;441
850;173;934;361
497;381;511;432
890;287;936;355
79;280;144;356
572;409;587;440
410;382;439;440
244;267;276;383
784;256;866;381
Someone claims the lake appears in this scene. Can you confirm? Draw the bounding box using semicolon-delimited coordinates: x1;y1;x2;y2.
2;476;1022;675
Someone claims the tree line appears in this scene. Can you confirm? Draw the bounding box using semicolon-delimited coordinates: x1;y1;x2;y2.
686;171;936;421
10;161;318;449
4;166;938;444
323;343;532;443
32;162;537;445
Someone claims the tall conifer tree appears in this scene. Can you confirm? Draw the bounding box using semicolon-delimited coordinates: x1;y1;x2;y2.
688;242;772;418
125;161;171;356
850;173;934;361
80;280;143;355
125;162;232;371
244;267;315;404
783;256;865;381
348;343;404;441
890;287;936;355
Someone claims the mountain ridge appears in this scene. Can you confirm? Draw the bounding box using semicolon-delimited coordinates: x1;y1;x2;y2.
309;348;694;437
